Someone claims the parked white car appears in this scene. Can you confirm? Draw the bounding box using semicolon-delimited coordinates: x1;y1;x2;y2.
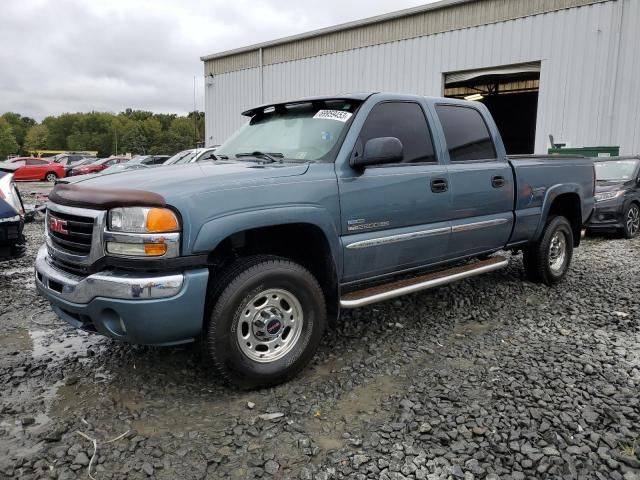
163;147;218;165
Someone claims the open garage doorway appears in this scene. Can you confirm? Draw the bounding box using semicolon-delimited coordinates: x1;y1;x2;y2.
444;62;540;154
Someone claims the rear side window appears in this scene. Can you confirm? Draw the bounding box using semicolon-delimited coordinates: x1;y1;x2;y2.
435;105;496;162
26;159;46;165
358;102;436;164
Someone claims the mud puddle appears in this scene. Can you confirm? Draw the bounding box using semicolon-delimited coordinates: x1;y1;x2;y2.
303;373;403;460
0;266;33;276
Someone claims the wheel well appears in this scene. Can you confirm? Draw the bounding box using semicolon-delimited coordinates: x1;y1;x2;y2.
548;193;582;246
208;223;339;323
45;171;57;178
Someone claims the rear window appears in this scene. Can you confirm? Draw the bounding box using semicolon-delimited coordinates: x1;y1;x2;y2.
435;105;496;162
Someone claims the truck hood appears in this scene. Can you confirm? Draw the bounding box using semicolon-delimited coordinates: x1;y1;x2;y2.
71;161;310;203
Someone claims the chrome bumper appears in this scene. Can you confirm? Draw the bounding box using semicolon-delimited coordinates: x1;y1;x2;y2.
35;245;184;304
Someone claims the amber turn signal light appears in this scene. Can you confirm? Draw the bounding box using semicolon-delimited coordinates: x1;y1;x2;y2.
146;208;179;233
143;243;168;256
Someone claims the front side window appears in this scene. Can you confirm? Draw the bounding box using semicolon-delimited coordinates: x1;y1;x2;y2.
356;102;436;164
171;152;198;165
215;100;360;162
435;105;496;162
26;159;46;166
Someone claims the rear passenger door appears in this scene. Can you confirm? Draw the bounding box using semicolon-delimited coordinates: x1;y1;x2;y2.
338;100;451;283
434;104;514;258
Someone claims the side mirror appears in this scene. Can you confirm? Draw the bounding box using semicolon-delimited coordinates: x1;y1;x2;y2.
351;137;403;168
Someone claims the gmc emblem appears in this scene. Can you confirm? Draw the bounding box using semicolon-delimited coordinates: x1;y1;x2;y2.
49;217;68;235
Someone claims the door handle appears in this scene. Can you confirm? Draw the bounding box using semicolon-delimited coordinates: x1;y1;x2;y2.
431;178;448;193
492;175;505;188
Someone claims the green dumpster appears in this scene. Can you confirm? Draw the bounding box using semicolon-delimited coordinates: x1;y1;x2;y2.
547;146;620;157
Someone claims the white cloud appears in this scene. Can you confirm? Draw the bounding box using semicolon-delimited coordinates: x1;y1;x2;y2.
0;0;434;120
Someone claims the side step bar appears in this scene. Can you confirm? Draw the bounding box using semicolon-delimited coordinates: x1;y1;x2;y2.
340;256;509;309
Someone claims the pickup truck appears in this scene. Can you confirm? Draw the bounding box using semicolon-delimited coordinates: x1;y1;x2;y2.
35;93;595;388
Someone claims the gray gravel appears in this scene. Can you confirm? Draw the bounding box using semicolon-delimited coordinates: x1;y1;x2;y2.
1;211;639;479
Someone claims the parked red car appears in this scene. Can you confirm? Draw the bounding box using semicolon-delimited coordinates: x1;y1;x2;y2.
70;157;129;176
6;158;65;182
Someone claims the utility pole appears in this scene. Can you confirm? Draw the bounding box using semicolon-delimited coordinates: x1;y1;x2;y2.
193;76;197;149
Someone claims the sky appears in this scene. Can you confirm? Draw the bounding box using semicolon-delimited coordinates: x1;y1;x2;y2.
0;0;437;121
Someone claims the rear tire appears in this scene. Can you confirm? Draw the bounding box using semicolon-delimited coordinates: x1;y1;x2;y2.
45;172;57;182
205;255;326;389
622;203;640;239
523;215;574;286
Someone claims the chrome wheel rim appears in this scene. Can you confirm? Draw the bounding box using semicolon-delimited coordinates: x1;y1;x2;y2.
548;231;567;273
236;288;303;363
627;206;640;236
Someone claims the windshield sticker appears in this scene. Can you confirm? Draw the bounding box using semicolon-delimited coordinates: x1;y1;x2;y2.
295;152;307;159
313;110;353;122
321;131;332;141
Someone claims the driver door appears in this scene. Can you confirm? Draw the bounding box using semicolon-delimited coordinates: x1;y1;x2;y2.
338;101;452;283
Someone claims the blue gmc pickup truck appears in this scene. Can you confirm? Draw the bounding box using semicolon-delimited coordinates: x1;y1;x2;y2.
35;93;595;388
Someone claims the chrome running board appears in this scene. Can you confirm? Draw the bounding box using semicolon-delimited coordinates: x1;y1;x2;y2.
340;256;509;309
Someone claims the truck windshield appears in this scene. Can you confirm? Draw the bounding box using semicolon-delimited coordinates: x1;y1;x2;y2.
215;100;360;162
595;160;639;181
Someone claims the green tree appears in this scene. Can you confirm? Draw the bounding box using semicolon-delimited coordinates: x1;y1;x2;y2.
1;109;206;158
122;109;154;122
24;124;50;153
66;112;117;156
168;116;198;151
119;118;162;155
43;113;81;149
2;113;36;154
153;113;178;131
0;118;19;160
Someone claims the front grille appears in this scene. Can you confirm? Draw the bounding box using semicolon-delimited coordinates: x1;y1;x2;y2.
48;210;95;255
48;254;92;276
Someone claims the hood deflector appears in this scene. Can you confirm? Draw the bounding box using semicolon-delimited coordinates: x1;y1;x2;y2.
49;184;166;210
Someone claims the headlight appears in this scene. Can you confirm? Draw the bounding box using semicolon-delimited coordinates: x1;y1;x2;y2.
594;190;624;202
108;207;179;233
0;174;24;216
106;207;180;258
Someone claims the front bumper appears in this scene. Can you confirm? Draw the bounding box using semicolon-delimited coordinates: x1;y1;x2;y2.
586;201;624;230
35;245;209;345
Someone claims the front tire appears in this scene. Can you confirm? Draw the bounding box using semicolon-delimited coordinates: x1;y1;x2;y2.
205;256;326;389
523;215;574;286
622;203;640;239
45;172;58;182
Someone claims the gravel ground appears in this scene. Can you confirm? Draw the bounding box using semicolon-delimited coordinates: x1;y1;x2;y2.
0;190;639;479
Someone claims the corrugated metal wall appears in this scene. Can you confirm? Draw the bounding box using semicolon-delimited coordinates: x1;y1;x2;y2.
610;0;640;154
204;0;640;155
261;0;608;66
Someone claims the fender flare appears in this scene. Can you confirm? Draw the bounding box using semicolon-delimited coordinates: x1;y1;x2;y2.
532;184;583;242
190;205;343;276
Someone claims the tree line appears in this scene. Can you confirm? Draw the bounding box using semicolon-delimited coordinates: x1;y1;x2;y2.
0;110;205;160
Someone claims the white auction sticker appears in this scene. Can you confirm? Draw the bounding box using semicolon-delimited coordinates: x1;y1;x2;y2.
313;110;353;122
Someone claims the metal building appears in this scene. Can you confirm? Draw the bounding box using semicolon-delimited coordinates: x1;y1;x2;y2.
201;0;640;155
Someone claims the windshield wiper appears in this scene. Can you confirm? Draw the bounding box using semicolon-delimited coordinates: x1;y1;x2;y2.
235;151;284;163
